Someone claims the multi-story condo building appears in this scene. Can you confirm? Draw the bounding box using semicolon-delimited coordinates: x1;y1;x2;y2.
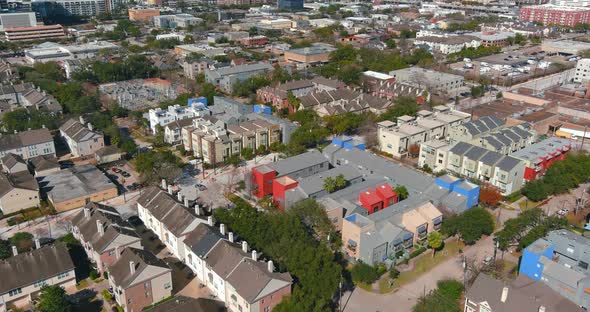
413;35;481;55
4;24;65;42
108;247;172;312
152;14;203;28
519;4;590;27
148;102;209;134
465;274;584;312
128;8;160;22
205;63;274;93
575;59;590;83
59;118;105;158
510;137;571;181
377;106;471;158
71;202;142;273
0;243;76;311
446;142;525;195
183;224;292;312
137;185;206;260
0;171;40;215
520;230;590;310
0;127;55;160
0;12;37;31
33;0;106;17
389;67;465;95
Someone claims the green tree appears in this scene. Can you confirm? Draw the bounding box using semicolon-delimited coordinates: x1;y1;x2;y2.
351;261;380;285
134;150;182;184
379;96;419;122
427;231;443;258
441;208;494;245
323;176;337;193
37;286;71;312
395;185;409;200
286;90;301;111
0;239;11;259
241;147;254;160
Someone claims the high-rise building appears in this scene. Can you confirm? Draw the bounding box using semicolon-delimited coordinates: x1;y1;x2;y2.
277;0;303;11
32;0;106;17
0;12;36;31
519;4;590;27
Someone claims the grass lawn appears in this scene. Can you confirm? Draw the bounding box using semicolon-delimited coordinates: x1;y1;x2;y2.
518;199;540;210
379;240;463;294
76;279;89;290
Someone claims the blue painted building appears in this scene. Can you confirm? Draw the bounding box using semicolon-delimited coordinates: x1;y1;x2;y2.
519;230;590;310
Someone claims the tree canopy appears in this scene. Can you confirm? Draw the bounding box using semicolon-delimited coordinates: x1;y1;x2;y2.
133;150;183;184
37;285;72;312
441;207;494;245
214;197;341;311
495;208;566;251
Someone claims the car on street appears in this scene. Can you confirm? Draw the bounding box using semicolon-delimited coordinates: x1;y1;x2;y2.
196;184;207;191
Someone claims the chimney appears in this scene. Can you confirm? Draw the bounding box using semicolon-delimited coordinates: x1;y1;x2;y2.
42;124;46;129
115;246;121;259
83;207;91;218
161;179;167;190
167;185;173;195
12;246;17;256
228;232;234;243
538;306;546;312
252;250;258;261
220;223;226;235
177;192;183;202
97;220;104;236
35;236;41;249
194;205;201;216
207;216;214;226
184;197;189;207
501;286;509;303
129;261;136;274
79;115;85;124
268;260;274;272
586;81;590;99
242;241;248;253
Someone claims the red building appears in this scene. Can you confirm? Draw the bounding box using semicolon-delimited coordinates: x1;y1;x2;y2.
375;183;398;207
240;35;269;47
519;5;590;27
251;165;277;198
272;176;299;210
360;189;383;214
511;137;571;181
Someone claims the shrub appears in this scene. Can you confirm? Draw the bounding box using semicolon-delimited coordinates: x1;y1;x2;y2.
89;270;99;280
351;261;381;285
409;247;427;259
389;268;400;279
101;289;113;301
103;271;109;279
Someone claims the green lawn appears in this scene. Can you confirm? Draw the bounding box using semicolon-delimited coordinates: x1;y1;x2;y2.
379;240;463;294
518;199;540;210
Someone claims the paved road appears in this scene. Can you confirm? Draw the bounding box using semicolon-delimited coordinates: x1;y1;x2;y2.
343;235;518;312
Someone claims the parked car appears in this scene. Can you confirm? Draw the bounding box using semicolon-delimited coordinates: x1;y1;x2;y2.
196;184;207;191
122;172;131;178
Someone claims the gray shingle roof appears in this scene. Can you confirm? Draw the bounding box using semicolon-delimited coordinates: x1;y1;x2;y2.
449;141;473;156
496;156;522;171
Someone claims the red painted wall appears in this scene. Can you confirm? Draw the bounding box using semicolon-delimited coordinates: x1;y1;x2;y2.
252;167;277;198
256;285;291;312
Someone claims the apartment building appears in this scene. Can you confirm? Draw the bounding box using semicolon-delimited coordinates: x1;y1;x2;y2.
256;79;315;110
413;35;481;55
519;4;590;27
183;223;292;312
0;243;76;311
25;41;119;64
511;137;571;181
148;102;210;133
0;128;55;160
59;118;105;158
251;150;329;199
182;59;214;79
205;63;273;93
71;202;142;273
0;12;37;31
0;171;39;215
575;58;590;83
449;116;536;154
4;24;66;42
520;230;590;310
342;200;442;264
388;67;465;95
1;153;28;174
108;248;173;312
152;14;202;28
41;165;118;212
465;274;583;312
33;0;106;17
137;186;206;260
128;8;160;22
183;116;281;165
284;44;336;68
378;106;471;158
446;142;525;195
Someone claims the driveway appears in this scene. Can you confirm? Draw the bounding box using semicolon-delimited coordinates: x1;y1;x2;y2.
343;235;518;312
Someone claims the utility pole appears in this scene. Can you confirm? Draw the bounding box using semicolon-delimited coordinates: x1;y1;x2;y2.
339;274;343;312
581;126;587;151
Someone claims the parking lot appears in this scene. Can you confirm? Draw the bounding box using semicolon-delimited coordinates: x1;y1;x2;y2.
100;161;142;193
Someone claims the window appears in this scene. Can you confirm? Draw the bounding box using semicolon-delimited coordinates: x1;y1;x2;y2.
579;261;588;270
164;282;171;290
57;271;69;279
8;288;22;296
145;292;150;298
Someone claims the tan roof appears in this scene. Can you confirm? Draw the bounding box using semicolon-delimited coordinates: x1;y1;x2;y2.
109;247;171;289
0;171;38;197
